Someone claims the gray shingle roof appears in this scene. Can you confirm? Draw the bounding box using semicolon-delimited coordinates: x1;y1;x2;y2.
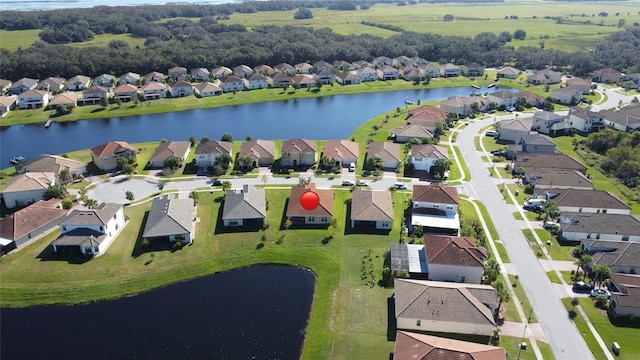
542;188;630;211
52;228;107;247
222;186;266;220
561;212;640;236
143;195;194;238
582;240;640;268
61;203;121;226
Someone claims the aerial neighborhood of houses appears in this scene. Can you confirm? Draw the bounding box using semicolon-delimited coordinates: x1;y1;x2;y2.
2;57;640;359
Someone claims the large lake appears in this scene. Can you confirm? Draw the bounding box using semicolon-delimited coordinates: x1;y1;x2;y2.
0;265;316;360
0;86;507;168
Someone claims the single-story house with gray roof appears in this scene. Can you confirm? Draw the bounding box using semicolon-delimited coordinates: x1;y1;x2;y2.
222;185;266;227
143;195;194;243
559;212;640;242
581;240;640;274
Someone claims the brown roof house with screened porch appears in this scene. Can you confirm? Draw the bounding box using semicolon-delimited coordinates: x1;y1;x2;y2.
394;278;497;336
286;183;333;226
350;189;394;230
393;331;505;360
411;183;460;235
90;141;137;171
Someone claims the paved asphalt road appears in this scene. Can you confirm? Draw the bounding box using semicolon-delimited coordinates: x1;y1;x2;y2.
458;117;594;360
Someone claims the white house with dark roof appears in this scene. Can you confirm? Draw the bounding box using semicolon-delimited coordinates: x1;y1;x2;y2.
149;141;191;168
559;212;640;242
1;172;56;209
143;195;194;243
221;75;245;93
566;107;603;133
245;74;269;89
94;74;116;88
66;75;91;91
608;273;640;318
581;240;640;274
350;189;394;230
412;183;459;235
222;185;266;227
498;117;532;143
409;144;449;172
394;279;497;336
536;188;631;214
531;111;566;135
52;203;125;256
195;140;232;168
9;78;38;95
169;80;193;97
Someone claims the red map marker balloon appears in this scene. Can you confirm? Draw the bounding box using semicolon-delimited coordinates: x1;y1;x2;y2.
300;190;320;210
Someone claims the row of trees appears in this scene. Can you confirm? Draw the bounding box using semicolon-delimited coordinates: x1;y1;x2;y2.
582;129;640;188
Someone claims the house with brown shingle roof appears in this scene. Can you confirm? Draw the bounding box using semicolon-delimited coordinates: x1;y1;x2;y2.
394;279;497;336
424;235;487;284
253;64;275;77
439;63;461;77
390;124;433;143
144;71;165;84
51;202;124;256
24;154;87;179
17;89;50;109
1;172;56;209
286;183;334;225
498;66;521;79
536;188;631;215
281;139;317;167
323;140;359;167
366;142;401;170
37;77;66;92
565;77;592;94
240;139;276;167
90;141;137;171
141;82;166;100
0;199;67;250
112;84;138;102
0;95;17;117
514;90;545;107
350;189;394;230
412;183;459;235
48;92;79;109
593;67;622;84
82;85;111;105
609;273;640;318
393;331;506;360
194;140;232;168
168;66;187;81
565;107;603;133
149;141;191;168
462;62;484;77
291;74;317;89
409;144;448;172
194;82;222;97
271;72;291;88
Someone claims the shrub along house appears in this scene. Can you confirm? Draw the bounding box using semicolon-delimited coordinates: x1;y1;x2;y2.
222;185;266;227
51;203;125;256
142;195;194;244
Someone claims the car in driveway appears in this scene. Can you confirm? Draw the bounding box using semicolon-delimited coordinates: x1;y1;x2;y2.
342;180;355;186
356;180;369;187
573;281;594;293
590;288;611;298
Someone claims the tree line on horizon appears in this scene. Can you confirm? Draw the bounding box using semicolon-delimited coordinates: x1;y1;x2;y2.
0;3;638;81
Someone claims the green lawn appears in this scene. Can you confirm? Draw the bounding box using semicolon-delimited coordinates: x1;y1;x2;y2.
0;29;41;51
500;335;555;360
67;33;146;49
508;274;538;324
547;271;562;284
540;229;576;261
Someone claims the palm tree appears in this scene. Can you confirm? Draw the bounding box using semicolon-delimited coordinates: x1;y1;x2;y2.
543;199;559;221
58;169;71;183
574;254;593;280
592;264;611;288
221;181;231;192
84;198;98;209
493;279;511;319
484;258;501;284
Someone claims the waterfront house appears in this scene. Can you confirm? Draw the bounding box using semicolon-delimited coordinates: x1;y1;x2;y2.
168;66;188;81
487;90;517;109
315;69;336;84
141;82;166;100
239;139;276;167
411;183;459;235
51;203;125;256
559;212;640;242
168;80;193;97
394;279;497;336
0;199;67;251
222;185;266;227
66;75;91;91
17;89;50;109
462;62;484;77
9;77;38;95
406;105;449;125
438;96;486;116
281;139;317;167
0;95;17;117
271;73;291;88
94;74;116;88
144;71;165;84
409;144;448;173
291;75;317;88
190;68;210;81
514;91;545;107
527;69;561;85
420;64;440;78
393;331;506;360
367;142;401;170
90;141;137;171
233;65;253;79
0;172;56;209
194;82;222;97
323;140;359;167
390;124;433;143
48;92;79;110
211;66;232;79
335;71;362;85
377;66;400;81
245;74;270;90
439;63;461;77
593;67;622;84
401;66;426;82
23;154;87;180
82;85;111;105
119;72;140;85
350;189;394;230
498;118;532;143
220;75;245;93
286;183;334;225
356;67;379;82
194;140;232;168
93;74;116;88
37;77;66;92
609;273;640;318
143;195;194;244
148;141;191;168
498;66;521;79
112;84;138;102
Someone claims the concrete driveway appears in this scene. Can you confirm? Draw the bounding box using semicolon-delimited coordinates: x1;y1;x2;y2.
89;177;160;204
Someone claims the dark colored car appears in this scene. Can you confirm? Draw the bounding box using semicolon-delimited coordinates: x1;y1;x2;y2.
573;281;594;292
211;180;222;186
